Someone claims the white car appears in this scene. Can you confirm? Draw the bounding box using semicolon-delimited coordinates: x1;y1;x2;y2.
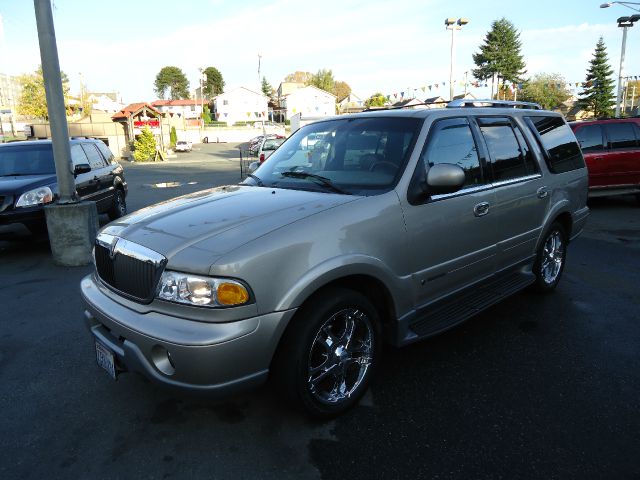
175;140;192;152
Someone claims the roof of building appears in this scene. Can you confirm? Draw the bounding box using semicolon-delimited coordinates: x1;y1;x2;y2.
112;103;160;120
151;99;200;107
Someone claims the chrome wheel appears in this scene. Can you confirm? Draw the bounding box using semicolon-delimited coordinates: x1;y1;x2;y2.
308;308;374;405
541;230;564;285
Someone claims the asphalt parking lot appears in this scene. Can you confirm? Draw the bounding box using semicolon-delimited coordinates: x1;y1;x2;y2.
1;143;639;479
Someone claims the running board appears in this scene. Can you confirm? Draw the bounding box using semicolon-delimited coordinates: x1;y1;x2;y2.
409;271;535;339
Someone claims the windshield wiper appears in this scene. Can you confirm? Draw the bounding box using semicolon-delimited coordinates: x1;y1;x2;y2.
0;173;32;177
280;171;350;195
245;173;264;186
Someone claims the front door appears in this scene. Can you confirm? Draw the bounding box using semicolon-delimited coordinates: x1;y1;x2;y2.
401;117;498;307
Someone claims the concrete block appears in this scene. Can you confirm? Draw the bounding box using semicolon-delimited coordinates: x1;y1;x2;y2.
45;202;99;266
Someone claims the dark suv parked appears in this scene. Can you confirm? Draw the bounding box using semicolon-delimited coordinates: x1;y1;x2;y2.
0;138;127;234
569;117;640;201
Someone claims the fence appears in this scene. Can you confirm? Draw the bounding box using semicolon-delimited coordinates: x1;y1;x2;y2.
238;145;258;181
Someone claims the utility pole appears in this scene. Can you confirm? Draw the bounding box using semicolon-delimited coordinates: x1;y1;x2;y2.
34;0;97;266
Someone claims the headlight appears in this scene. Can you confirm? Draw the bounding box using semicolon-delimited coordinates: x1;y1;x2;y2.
157;271;251;308
15;186;54;208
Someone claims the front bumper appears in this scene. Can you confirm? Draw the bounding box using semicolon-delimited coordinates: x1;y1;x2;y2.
0;204;45;229
81;274;296;396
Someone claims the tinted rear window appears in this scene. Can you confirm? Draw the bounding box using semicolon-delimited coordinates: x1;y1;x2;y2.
574;124;604;152
526;116;585;173
0;144;56;176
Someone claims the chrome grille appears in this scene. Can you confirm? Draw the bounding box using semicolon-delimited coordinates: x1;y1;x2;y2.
94;234;166;302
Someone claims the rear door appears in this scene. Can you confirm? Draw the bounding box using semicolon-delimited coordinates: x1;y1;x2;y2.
81;143;112;210
473;116;549;270
602;122;640;187
402;117;498;306
70;144;94;199
573;124;607;188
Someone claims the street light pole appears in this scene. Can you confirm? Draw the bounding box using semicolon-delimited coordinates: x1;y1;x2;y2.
445;18;468;101
613;15;639;117
33;0;76;203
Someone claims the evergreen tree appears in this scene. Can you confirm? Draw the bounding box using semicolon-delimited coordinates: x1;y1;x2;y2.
169;126;177;148
154;66;190;100
579;37;616;118
133;127;157;162
472;18;526;95
261;76;274;100
203;67;224;98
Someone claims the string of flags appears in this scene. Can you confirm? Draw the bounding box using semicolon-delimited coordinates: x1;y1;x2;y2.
376;75;640;102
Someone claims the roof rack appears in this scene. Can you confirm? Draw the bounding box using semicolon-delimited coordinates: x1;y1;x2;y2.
446;99;542;110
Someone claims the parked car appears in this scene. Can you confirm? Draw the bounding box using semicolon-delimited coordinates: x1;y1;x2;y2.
1;138;127;234
569;117;640;201
175;140;192;152
81;101;588;418
249;134;284;155
258;137;285;164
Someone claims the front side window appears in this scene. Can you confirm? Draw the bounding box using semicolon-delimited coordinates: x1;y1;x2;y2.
478;117;535;181
605;122;638;149
419;117;483;189
244;117;421;196
526;115;585;173
574;124;604;152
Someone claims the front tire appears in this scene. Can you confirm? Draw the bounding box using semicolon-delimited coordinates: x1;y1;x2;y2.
107;189;127;220
532;221;567;292
272;287;381;419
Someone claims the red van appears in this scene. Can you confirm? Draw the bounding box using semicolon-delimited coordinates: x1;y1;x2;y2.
569;117;640;201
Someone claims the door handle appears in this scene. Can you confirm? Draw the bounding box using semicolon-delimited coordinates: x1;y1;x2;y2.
473;202;490;217
536;186;549;199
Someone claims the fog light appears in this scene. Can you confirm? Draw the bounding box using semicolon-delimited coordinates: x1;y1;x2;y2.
151;345;175;376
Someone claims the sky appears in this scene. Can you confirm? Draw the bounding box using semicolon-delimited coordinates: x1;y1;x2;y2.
0;0;638;104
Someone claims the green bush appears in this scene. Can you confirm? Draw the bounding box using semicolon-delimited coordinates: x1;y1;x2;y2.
206;121;227;126
202;105;212;124
133;126;157;162
233;121;249;126
169;126;177;148
285;119;291;126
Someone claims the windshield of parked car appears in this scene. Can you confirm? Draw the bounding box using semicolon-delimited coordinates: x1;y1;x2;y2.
0;144;56;176
243;116;421;195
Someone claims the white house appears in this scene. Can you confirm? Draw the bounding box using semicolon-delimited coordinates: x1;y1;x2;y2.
282;85;336;120
151;99;203;119
338;93;365;114
212;87;269;126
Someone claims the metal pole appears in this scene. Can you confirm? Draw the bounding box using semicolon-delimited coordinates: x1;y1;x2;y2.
33;0;76;203
615;25;628;118
631;84;637;112
449;26;456;101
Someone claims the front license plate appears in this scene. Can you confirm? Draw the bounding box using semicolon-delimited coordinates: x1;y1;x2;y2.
95;341;117;380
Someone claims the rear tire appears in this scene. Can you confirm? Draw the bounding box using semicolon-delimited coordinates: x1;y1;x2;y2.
107;189;127;220
532;221;567;293
271;287;381;419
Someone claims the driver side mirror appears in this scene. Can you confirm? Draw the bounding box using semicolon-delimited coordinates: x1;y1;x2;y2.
74;163;91;176
426;163;466;195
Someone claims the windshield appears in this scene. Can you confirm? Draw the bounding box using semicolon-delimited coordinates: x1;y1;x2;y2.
0;144;56;176
243;116;421;195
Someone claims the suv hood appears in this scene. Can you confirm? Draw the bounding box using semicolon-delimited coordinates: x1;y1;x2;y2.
101;185;358;273
0;174;57;196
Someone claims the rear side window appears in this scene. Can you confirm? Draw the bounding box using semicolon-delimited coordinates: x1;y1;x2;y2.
604;122;638;149
574;125;604;152
526;116;585;173
95;141;115;164
420;117;483;188
478;117;538;181
81;144;107;169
